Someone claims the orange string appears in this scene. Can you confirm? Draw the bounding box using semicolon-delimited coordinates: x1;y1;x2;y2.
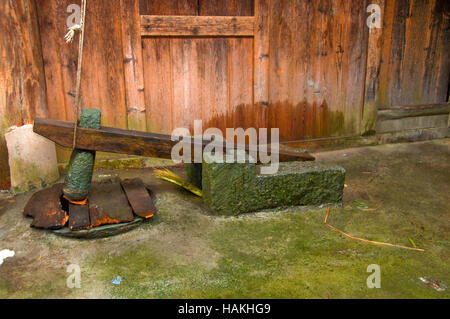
324;207;424;252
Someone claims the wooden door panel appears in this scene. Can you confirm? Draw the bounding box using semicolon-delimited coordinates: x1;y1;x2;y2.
140;0;256;135
142;37;254;134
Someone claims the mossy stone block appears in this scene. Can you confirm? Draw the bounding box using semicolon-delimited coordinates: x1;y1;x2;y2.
185;163;203;189
63;108;101;201
202;151;345;216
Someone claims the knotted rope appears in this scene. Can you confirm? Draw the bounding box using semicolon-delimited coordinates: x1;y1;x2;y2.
65;0;87;149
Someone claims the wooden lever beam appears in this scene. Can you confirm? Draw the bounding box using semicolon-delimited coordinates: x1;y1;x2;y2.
33;118;315;162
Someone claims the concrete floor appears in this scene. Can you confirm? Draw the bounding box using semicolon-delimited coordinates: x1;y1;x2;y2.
0;139;449;299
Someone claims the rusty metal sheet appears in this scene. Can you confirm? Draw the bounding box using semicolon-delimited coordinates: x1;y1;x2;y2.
23;183;68;229
121;178;156;219
88;179;134;228
68;203;90;230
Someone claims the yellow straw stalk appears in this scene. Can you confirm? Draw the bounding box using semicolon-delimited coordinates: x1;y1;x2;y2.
154;168;203;197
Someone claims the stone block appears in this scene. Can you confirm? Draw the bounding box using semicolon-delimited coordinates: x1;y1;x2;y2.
202;151;345;215
5;124;59;193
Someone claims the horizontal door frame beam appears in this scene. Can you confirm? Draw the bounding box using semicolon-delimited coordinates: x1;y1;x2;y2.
140;15;255;37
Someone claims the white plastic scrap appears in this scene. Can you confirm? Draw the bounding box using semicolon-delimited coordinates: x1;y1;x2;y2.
0;249;15;265
419;277;446;292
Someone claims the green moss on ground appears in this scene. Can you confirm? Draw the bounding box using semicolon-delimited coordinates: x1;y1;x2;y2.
89;204;448;298
0;140;448;299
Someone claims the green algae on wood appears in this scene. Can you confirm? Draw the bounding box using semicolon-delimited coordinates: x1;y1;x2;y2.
63;108;101;201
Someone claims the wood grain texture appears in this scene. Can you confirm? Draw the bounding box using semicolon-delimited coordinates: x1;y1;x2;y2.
139;0;198;15
142;38;173;134
81;0;128;129
362;0;385;135
120;0;147;131
141;1;255;135
35;0;74;122
198;0;253;16
253;0;270;129
141;15;255;37
268;0;370;141
36;0;129;128
0;0;48;189
376;114;449;133
4;0;450;190
377;0;450;107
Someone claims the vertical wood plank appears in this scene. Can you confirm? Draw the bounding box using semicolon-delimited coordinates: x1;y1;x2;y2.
198;0;254;16
253;0;269;130
120;0;147;131
142;38;173;134
400;0;433;105
268;0;369;141
362;0;385;135
0;0;48;189
228;38;254;130
81;0;128;129
139;0;198;15
377;0;450;108
199;0;253;132
171;38;201;130
35;0;73;121
17;0;48;123
35;0;79;163
421;0;450;103
200;39;229;132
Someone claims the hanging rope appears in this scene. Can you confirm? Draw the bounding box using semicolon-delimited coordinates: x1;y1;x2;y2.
65;0;87;149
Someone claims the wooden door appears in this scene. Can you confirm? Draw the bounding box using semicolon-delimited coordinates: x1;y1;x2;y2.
139;0;266;136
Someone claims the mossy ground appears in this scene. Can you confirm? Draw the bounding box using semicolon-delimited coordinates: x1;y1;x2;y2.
0;139;448;298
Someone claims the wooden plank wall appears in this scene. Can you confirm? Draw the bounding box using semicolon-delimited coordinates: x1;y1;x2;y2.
36;0;129;128
377;0;450;107
35;0;147;163
140;0;255;135
268;0;370;141
362;0;450;134
0;0;47;189
1;0;449;189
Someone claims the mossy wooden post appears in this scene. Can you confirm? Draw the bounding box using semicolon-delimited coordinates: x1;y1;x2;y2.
63;109;101;201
